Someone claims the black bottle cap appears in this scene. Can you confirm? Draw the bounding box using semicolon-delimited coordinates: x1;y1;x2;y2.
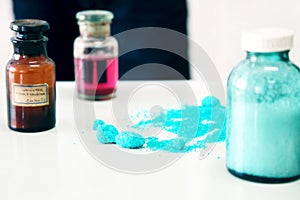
10;19;50;40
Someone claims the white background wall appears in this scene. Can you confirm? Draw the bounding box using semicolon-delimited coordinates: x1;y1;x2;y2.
1;0;300;85
188;0;300;84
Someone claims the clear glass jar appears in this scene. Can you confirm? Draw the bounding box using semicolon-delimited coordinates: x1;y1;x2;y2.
74;10;118;100
6;19;56;132
226;28;300;183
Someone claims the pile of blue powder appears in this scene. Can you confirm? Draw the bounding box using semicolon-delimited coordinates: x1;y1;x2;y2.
93;96;226;153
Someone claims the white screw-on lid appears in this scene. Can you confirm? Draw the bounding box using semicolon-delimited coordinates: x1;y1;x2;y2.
242;28;294;52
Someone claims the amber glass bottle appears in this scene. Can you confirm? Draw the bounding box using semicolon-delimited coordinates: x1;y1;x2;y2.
6;19;56;132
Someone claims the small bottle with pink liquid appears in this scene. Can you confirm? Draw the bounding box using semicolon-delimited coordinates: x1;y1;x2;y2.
74;10;118;100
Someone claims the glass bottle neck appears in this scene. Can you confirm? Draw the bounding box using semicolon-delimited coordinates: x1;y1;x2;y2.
12;39;48;58
79;22;111;38
246;51;290;62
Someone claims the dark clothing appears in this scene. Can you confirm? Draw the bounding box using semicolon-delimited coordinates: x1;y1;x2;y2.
12;0;189;80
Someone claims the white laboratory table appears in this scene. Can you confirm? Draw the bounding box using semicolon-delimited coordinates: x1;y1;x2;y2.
0;81;299;200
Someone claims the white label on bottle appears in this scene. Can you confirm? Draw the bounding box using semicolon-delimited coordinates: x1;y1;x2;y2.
12;83;49;107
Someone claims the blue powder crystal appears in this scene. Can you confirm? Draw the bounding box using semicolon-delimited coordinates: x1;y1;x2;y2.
145;137;192;152
162;138;188;152
93;96;226;153
201;96;221;107
96;124;119;144
144;137;170;151
144;137;159;150
115;131;145;149
185;140;206;152
93;119;105;130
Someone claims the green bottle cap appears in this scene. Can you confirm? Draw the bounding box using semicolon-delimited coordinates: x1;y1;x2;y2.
76;10;114;23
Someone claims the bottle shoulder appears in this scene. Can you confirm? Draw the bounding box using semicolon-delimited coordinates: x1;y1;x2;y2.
74;36;118;47
74;36;118;58
7;55;55;71
228;58;300;82
227;58;300;103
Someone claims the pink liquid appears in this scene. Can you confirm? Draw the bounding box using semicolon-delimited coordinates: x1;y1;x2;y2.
75;56;118;100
